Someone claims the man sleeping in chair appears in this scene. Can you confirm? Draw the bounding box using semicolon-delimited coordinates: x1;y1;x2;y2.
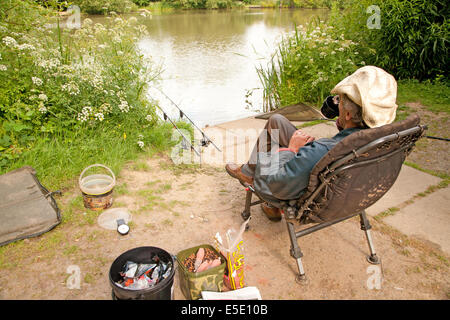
225;66;399;221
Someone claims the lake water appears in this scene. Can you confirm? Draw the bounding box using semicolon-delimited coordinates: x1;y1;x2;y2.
135;9;327;128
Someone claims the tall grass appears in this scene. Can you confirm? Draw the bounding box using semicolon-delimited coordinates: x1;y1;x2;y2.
0;1;184;188
6;121;184;190
397;79;450;114
257;0;449;111
329;0;449;81
256;19;363;111
72;0;137;14
143;0;341;10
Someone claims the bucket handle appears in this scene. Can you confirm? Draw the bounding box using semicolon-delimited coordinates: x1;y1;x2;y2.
79;164;116;187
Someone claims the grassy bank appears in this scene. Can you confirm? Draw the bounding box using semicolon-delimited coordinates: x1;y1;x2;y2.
256;0;450;180
70;0;343;13
141;0;342;11
0;1;189;190
4;122;183;191
257;0;448;111
396;79;449;179
397;80;450;115
257;19;364;111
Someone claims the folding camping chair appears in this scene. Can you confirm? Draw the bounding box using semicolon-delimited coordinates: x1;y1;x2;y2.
239;115;426;282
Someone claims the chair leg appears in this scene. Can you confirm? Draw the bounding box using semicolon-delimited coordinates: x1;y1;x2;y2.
241;188;252;220
359;211;381;264
285;219;307;283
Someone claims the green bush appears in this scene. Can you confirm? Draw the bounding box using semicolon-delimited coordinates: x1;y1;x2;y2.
0;1;160;169
132;0;150;6
376;0;448;81
291;0;326;8
32;0;70;10
162;0;243;9
179;0;206;9
72;0;137;14
132;0;158;7
205;0;233;9
256;20;363;111
277;0;350;8
329;0;449;81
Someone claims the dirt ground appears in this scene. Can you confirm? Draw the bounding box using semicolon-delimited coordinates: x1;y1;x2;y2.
0;149;448;300
399;102;449;176
0;102;448;300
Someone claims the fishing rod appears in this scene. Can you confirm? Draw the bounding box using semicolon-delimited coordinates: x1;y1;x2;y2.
319;118;449;141
153;104;201;158
425;135;450;142
151;87;222;152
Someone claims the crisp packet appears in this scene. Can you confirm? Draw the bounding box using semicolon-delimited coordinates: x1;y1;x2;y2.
214;218;250;290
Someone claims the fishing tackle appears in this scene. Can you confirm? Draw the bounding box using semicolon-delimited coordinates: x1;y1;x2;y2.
151;87;222;152
155;103;201;158
425;135;450;142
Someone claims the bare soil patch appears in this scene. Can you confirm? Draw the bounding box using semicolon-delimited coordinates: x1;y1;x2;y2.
0;154;448;300
400;102;450;176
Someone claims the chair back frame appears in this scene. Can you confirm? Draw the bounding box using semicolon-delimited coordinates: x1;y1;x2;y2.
296;122;427;224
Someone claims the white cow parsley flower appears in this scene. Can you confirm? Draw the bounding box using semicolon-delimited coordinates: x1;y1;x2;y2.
32;77;43;86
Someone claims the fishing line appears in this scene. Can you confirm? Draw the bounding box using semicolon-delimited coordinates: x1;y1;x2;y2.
425;135;450;142
150;87;222;152
319;119;449;141
153;104;201;158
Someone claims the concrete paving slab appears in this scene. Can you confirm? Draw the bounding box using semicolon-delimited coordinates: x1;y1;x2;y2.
201;115;449;258
201;116;339;166
365;165;442;217
201;117;265;166
202;117;443;220
299;121;339;139
254;102;324;121
383;187;450;255
206;116;267;133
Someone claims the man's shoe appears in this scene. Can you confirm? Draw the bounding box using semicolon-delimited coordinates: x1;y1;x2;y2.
261;202;282;221
225;163;254;185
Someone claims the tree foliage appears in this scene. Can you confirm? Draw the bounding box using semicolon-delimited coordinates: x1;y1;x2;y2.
330;0;449;81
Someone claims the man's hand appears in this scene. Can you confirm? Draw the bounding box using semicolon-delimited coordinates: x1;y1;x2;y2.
288;130;315;154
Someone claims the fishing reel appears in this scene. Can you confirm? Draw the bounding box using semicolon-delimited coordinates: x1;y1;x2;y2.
180;135;211;150
180;110;212;148
200;136;211;147
154;88;222;156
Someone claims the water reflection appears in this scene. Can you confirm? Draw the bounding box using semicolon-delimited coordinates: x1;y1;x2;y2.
139;9;327;127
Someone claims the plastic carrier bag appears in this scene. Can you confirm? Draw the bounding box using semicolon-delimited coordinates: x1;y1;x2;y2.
214;218;250;290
